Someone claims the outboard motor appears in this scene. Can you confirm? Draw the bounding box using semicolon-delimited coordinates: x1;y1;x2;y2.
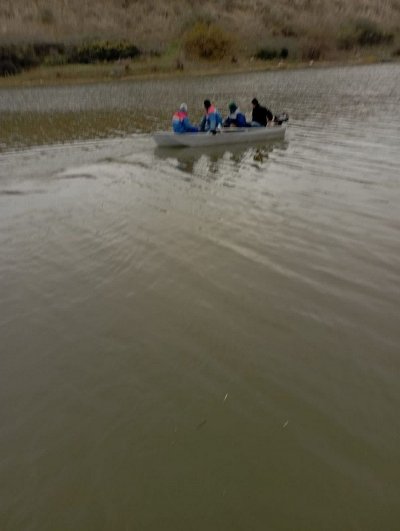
273;112;289;125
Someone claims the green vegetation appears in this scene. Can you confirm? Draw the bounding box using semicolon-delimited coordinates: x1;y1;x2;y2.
70;40;141;64
0;44;40;75
255;47;289;61
0;40;141;77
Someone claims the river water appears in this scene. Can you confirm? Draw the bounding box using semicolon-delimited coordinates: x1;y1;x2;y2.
1;64;399;530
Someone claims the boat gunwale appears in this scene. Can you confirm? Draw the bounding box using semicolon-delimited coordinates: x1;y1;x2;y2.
153;125;286;148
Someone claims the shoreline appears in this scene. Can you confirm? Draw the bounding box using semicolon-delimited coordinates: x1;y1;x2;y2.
1;55;399;90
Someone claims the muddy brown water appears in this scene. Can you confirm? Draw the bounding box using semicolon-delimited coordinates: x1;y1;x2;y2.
1;64;400;530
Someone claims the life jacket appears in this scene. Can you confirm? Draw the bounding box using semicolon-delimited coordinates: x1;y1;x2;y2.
227;108;247;127
173;110;187;122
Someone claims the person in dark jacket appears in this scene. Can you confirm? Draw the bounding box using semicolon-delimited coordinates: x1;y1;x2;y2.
223;101;248;128
172;103;198;133
251;98;274;127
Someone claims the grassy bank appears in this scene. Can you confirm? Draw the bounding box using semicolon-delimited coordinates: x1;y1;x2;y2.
0;50;398;90
1;0;399;87
2;0;400;51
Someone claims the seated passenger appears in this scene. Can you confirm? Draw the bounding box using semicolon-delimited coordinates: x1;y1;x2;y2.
172;103;198;133
199;99;223;133
223;102;248;128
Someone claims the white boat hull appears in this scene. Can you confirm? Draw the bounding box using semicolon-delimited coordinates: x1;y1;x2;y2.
153;125;286;148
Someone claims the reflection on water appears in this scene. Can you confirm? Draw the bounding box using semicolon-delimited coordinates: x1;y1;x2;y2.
154;141;287;179
1;64;400;531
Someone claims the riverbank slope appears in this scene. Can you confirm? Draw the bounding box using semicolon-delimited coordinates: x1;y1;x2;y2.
1;0;399;87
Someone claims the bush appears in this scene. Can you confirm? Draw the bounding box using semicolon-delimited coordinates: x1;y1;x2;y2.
0;40;142;73
357;21;393;46
33;42;66;58
69;40;141;64
280;47;289;59
0;60;18;76
255;47;289;60
255;47;278;60
43;52;68;66
338;19;394;50
183;22;233;60
0;44;40;73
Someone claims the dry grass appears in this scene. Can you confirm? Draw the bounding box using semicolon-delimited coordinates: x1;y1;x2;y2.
1;1;399;45
0;0;399;70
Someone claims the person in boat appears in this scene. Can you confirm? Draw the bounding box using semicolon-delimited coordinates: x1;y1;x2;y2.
251;98;274;127
223;101;248;128
199;99;223;133
172;103;198;133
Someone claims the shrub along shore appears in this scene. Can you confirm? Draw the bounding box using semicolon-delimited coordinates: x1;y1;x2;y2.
1;18;399;87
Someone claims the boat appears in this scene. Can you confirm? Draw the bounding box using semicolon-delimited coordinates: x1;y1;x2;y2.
153;124;286;148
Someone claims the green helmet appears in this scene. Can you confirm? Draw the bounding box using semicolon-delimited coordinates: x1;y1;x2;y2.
228;101;237;113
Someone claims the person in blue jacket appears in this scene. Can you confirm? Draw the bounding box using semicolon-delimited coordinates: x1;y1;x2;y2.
223;101;248;128
199;99;223;133
172;103;198;133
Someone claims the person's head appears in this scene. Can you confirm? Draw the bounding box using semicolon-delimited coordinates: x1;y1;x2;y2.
228;101;237;113
251;98;259;107
180;103;188;112
204;99;211;110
